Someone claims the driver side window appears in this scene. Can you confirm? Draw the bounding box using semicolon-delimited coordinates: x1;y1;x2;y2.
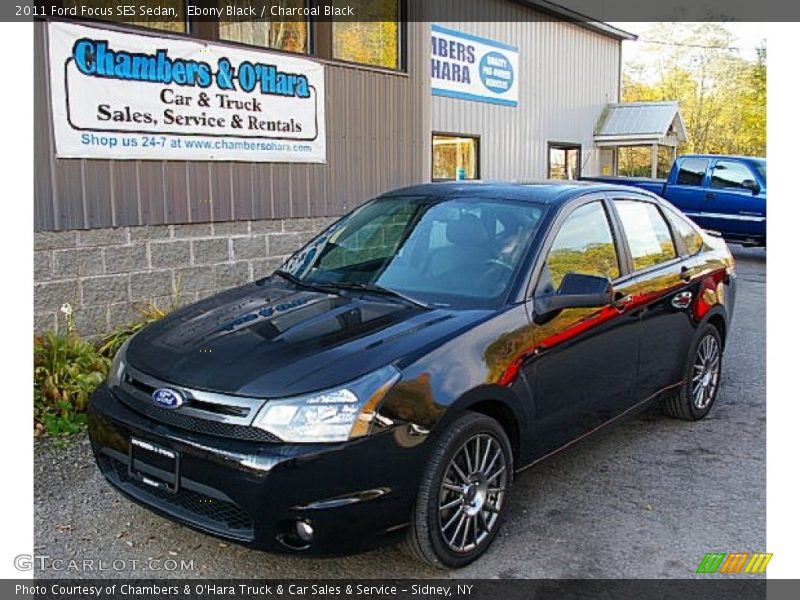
543;201;620;291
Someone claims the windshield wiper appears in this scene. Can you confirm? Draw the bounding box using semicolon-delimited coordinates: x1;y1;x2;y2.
269;270;338;295
270;271;431;309
325;281;432;310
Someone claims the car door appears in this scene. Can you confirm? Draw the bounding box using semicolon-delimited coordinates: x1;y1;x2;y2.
704;158;766;241
662;156;711;224
608;194;697;402
522;196;641;457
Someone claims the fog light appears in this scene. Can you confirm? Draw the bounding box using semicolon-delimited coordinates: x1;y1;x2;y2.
295;520;314;543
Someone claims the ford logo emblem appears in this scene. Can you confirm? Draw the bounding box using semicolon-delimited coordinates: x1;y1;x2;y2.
152;388;185;409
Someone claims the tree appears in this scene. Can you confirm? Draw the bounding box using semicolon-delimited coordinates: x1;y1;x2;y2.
623;23;765;158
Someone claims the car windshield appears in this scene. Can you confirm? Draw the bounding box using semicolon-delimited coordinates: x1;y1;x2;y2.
280;195;545;308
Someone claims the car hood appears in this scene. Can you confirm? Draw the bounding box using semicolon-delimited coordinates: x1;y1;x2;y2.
126;280;487;398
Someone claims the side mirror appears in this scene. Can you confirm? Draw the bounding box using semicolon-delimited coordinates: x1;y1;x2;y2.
742;179;761;194
534;273;613;314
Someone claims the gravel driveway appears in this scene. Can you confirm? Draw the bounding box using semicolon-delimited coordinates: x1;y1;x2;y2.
33;246;766;579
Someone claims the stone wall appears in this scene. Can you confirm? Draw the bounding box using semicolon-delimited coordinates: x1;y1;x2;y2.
33;217;335;336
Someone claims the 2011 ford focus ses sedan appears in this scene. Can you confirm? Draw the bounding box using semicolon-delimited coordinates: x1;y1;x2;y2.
89;182;736;568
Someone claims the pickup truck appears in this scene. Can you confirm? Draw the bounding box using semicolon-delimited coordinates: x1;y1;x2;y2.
584;154;766;247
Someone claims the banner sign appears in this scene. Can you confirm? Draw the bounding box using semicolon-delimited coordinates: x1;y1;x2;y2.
431;24;519;107
47;21;326;162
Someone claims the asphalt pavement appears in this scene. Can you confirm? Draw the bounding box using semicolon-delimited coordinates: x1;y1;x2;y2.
33;245;766;579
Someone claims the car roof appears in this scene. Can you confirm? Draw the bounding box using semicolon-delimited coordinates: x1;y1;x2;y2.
380;180;657;206
680;154;766;163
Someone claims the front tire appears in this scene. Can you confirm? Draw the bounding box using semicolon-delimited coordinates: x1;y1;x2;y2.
664;324;723;420
402;412;513;568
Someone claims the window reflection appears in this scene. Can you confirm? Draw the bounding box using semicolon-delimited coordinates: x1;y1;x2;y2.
544;202;619;289
332;0;399;69
218;0;308;53
432;135;479;181
614;201;677;270
63;0;186;33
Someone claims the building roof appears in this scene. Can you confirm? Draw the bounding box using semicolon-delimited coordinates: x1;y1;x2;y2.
520;1;637;40
594;101;687;146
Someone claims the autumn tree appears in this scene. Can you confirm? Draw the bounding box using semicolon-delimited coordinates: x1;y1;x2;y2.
623;23;765;160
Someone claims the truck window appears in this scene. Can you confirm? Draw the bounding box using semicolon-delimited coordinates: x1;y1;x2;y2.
710;161;755;190
676;158;709;186
753;160;766;182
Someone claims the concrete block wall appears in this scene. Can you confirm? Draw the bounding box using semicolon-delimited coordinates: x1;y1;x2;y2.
33;217;336;337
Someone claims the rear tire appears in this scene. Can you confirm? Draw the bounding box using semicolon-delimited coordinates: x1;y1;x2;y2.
402;412;513;568
663;324;723;420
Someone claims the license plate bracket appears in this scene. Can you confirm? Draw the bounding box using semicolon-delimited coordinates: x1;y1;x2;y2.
128;437;180;493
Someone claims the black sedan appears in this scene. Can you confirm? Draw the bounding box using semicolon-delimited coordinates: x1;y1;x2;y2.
88;182;736;568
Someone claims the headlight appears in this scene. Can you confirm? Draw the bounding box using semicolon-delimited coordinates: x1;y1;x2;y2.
252;365;401;443
106;338;130;388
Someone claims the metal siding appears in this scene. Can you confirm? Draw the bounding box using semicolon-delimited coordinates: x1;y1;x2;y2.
83;160;114;226
52;153;85;229
34;2;619;232
271;164;292;219
163;163;189;224
229;163;253;221
138;162;166;224
111;160;141;226
34;15;430;231
33;27;56;232
430;0;621;180
252;163;274;221
187;162;212;223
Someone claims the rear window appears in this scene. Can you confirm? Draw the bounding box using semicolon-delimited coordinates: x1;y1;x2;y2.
676;158;709;186
665;207;704;256
613;200;677;271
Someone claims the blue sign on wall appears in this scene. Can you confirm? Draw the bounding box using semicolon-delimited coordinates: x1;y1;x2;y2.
431;24;519;107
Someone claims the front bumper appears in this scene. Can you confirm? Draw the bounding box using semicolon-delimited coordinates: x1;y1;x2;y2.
88;384;430;555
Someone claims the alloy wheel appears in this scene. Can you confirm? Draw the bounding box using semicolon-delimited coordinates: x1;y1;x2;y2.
438;433;508;553
692;334;721;410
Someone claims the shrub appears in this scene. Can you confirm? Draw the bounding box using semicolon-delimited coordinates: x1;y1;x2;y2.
34;295;179;437
34;331;110;436
98;279;181;359
98;302;172;359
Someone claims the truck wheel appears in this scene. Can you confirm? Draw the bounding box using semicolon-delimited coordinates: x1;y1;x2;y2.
664;324;723;420
402;412;512;568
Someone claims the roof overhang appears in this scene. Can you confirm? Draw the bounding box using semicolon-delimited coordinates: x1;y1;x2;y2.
595;134;682;147
594;102;687;147
512;1;637;40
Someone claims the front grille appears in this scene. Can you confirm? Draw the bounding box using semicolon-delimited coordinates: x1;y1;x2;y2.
102;455;254;538
116;393;281;442
116;365;280;442
126;376;250;418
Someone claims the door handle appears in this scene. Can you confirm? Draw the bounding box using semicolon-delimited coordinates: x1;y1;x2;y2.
705;192;716;200
612;293;633;311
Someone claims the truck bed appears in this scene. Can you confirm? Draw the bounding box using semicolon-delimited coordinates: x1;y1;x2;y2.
581;175;666;195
